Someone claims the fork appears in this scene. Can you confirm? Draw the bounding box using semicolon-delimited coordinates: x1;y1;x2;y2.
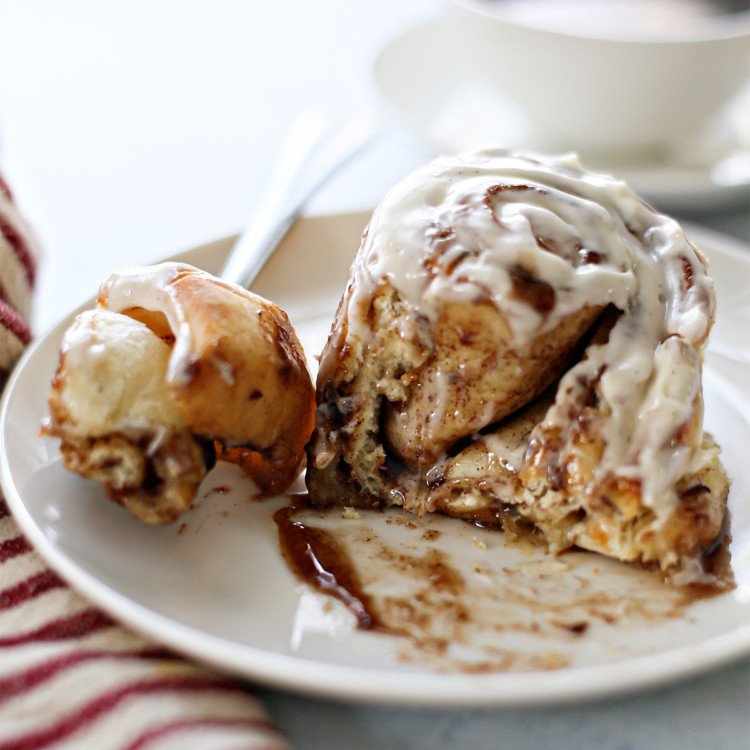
220;113;378;289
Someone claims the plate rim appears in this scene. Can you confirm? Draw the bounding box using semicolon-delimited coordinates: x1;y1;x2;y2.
1;214;749;707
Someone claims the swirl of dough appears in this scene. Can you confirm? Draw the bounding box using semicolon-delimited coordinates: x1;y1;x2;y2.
97;262;315;495
307;150;727;580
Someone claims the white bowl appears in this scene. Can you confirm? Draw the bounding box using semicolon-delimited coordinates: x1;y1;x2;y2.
446;0;750;157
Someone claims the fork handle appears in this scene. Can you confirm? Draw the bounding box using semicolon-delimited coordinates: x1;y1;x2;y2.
220;114;377;289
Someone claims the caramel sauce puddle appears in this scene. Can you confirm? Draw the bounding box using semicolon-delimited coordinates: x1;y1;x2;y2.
272;495;735;672
273;499;381;630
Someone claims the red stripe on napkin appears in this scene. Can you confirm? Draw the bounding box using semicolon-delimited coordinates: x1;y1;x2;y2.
0;175;12;200
0;608;115;647
0;676;264;750
0;213;36;287
0;647;176;703
0;536;32;565
0;569;65;610
0;300;31;347
0;282;12;312
123;717;285;750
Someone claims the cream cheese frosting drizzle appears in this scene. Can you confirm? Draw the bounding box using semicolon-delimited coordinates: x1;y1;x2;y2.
345;150;715;522
99;263;194;384
99;262;233;386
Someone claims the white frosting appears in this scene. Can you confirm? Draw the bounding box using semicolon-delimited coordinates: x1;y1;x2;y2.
99;262;209;386
346;150;715;521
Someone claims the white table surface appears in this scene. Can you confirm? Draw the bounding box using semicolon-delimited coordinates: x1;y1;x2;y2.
1;2;748;748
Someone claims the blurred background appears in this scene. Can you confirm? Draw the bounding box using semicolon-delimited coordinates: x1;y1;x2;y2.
1;0;748;331
1;2;748;748
0;1;436;329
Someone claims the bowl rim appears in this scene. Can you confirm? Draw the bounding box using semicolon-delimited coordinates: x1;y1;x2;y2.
449;0;750;44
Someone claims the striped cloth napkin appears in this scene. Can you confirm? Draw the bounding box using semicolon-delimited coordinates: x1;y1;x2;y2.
0;173;35;389
0;172;289;749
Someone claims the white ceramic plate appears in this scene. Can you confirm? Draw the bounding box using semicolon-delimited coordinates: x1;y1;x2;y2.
372;22;750;212
1;213;749;707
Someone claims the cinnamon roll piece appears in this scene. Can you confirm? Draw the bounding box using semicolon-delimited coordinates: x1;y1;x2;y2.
45;263;315;523
45;309;212;524
306;150;729;583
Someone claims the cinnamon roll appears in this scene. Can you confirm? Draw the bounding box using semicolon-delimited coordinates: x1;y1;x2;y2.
306;150;729;583
44;262;315;523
